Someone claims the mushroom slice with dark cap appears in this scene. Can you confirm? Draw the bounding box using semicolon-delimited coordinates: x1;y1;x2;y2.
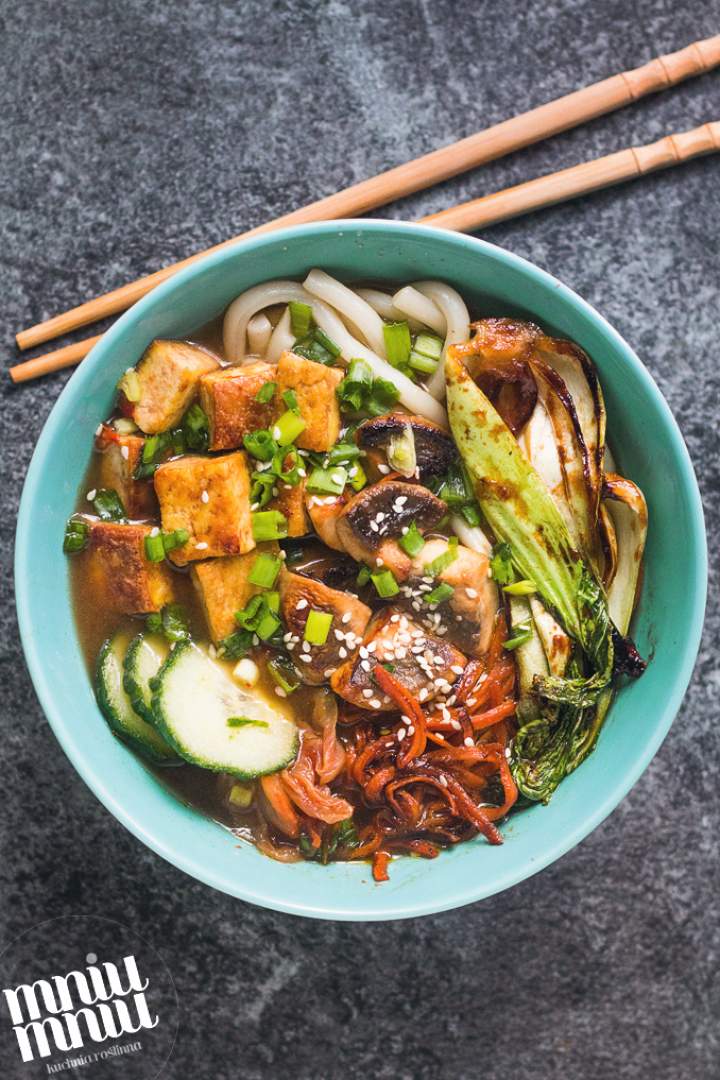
355;413;457;482
330;607;467;712
335;479;446;574
278;569;371;686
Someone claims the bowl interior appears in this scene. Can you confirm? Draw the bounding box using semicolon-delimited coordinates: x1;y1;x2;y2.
15;221;706;920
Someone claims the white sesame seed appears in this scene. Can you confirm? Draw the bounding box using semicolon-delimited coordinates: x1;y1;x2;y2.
376;512;385;522
451;719;462;731
370;521;379;532
195;541;208;550
439;774;448;787
451;665;464;675
298;468;307;478
120;444;129;460
407;724;415;735
296;598;308;610
377;463;390;474
361;660;371;672
94;424;103;436
302;641;310;653
359;646;369;659
331;472;345;485
366;641;377;652
339;647;347;658
397;728;406;741
150;526;160;537
299;654;312;663
370;698;382;709
201;489;210;504
419;687;429;702
362;688;374;699
323;669;334;678
390;613;400;623
272;426;281;440
401;526;409;535
86;489;97;501
342;612;352;624
275;686;287;697
465;587;478;598
464;736;474;747
348;466;358;478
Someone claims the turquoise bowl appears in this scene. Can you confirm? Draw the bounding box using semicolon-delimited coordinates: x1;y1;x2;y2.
15;221;706;920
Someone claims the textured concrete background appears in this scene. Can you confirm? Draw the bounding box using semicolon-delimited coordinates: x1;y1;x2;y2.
2;1;718;1077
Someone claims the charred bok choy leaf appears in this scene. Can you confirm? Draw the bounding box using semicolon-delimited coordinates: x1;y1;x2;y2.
445;348;630;801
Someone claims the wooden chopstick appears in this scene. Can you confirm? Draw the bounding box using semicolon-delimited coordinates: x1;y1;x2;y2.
10;121;718;385
15;33;720;353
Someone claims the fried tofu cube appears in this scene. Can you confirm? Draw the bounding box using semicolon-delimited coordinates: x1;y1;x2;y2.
131;340;219;434
269;477;310;537
199;361;277;451
191;545;278;642
85;521;175;614
95;424;157;519
154;451;255;565
276;350;343;452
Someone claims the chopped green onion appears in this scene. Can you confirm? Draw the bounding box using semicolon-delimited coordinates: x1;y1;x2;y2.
370;568;400;598
182;403;209;452
294;327;341;366
267;655;301;694
398;521;425;557
118;368;141;402
306;465;347;496
424;582;455;606
113;417;138;435
304;609;333;645
93;488;126;522
144;533;166;562
460;503;482;527
226;716;269;729
366;377;400;416
171;428;186;455
135;431;173;479
437;462;474;508
63;517;89;554
337;358;374;412
503;579;537;596
423;537;458;577
313;328;341;358
162;528;190;554
490;541;515;586
503;622;533;651
383;321;412;370
235;591;281;643
255;610;281;641
254;381;276;404
272;448;302;486
243;429;278;462
413;333;444;360
289;301;313;338
408;350;439;375
272;410;306;447
147;603;191;642
356;565;371;587
248;552;281;589
228;782;254;808
218;628;253;659
252;510;288;541
327;442;363;464
348;462;367;492
282;388;300;414
250;471;276;509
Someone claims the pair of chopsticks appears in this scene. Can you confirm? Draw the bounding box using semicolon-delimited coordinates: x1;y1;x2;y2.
10;33;720;384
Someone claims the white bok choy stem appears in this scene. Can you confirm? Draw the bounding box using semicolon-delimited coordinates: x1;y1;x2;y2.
223;279;448;426
247;313;273;356
303;269;388;358
509;595;549;709
413;281;470;398
528;595;571;677
449;514;492;556
603;474;648;635
391;286;446;335
266;308;294;363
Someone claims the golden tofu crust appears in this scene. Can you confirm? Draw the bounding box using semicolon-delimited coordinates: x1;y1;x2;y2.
154;451;255;565
191;550;269;642
85;521;175;614
95;425;157;519
132;339;219;434
199;361;277;451
269;477;310;538
276;350;343;452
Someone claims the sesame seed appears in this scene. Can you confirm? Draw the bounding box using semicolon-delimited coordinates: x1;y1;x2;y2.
120;445;130;460
342;612;352;624
339;647;347;658
466;697;477;707
348;467;358;478
376;512;386;522
366;641;377;652
359;646;369;659
275;686;287;698
464;737;475;747
150;526;160;537
94;424;103;436
195;541;208;550
451;719;462;731
361;660;371;672
251;503;260;511
370;698;382;709
331;472;344;485
401;526;409;535
407;725;415;735
377;463;390;474
296;598;308;610
451;665;464;675
201;490;210;503
419;687;429;702
86;489;97;501
436;733;445;742
324;669;334;678
302;642;310;653
208;644;217;659
370;521;379;533
272;426;281;440
299;654;312;663
465;587;478;598
362;688;374;699
439;774;448;787
397;728;406;741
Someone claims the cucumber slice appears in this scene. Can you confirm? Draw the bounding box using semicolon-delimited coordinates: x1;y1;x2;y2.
96;633;179;766
152;641;298;778
123;633;169;724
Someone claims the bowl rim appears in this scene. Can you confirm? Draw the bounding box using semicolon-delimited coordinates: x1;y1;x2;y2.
15;219;707;920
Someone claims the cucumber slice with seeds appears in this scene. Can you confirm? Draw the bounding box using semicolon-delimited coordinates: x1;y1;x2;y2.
123;633;170;724
96;633;180;765
152;641;298;778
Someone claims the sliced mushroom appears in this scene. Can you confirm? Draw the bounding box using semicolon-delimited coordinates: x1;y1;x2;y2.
406;538;499;656
453;318;540;435
335;480;446;573
279;569;371;685
304;491;348;552
356;413;457;482
330;607;467;712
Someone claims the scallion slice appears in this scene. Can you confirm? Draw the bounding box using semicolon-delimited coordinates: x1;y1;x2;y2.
306;465;347;496
503;622;533;651
424;582;455;606
282;388;300;414
226;716;269;729
267;655;301;694
244;429;278;462
162;528;190;554
63;517;89;554
183;403;210;452
252;510;288;541
413;333;443;360
289;301;313;338
254;381;277;404
423;537;458;577
383;321;412;370
304;609;333;645
144;532;166;562
272;411;306;447
93;488;126;522
370;568;400;598
503;579;537;596
348;462;367;492
248;552;281;589
408;350;438;376
399;521;425;557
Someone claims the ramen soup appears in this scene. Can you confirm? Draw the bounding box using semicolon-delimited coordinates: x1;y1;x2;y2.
65;271;648;880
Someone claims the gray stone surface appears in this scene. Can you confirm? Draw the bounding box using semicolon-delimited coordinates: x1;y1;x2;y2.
1;1;718;1077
